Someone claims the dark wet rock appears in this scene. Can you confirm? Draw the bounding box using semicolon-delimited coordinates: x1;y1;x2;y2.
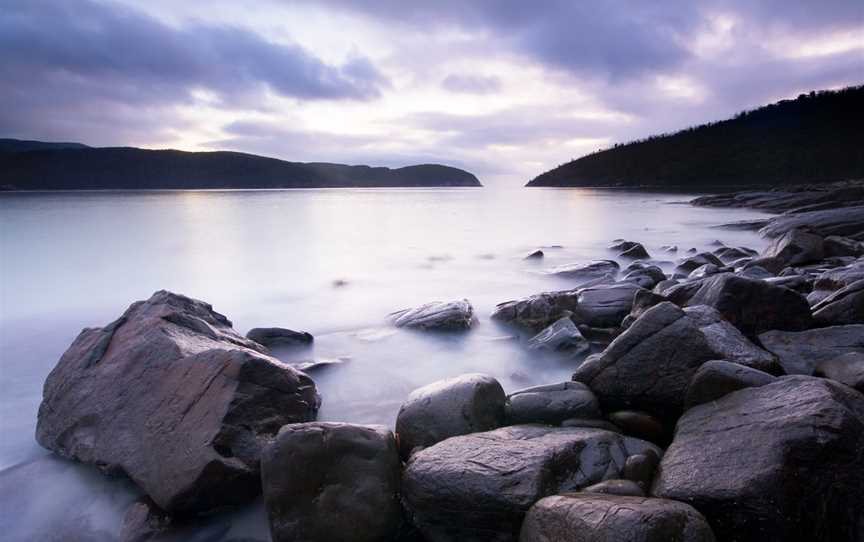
759;325;864;375
812;278;864;325
121;498;173;542
807;259;864;304
583;479;645;497
764;274;813;294
763;228;824;267
575;324;620;345
759;205;864;239
395;373;506;459
520;494;715;542
261;423;400;542
35;290;321;513
390;299;474;331
544;260;620;283
560;418;622;432
246;327;313;349
608;410;671;446
526;316;590;357
620;289;668;329
824;235;864;257
738;265;774;279
688;263;722;279
621;264;666;289
686;247;698;254
713;246;757;263
571;282;645;328
667;273;812;337
620;244;650;259
675;252;723;276
119;498;235;542
814;352;864;393
652;376;864;542
742;256;785;274
401;425;661;542
524;250;544;260
684;360;776;408
507;382;600;425
623;450;661;490
608;240;640;252
573;302;780;415
492;290;580;332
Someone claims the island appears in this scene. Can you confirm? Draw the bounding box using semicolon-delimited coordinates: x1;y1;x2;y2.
527;85;863;188
0;139;482;190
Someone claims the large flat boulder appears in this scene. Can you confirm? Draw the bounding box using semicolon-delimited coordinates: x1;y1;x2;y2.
401;425;660;542
520;494;715;542
390;299;474;330
395;373;506;459
652;376;864;542
572;302;779;416
758;324;864;375
261;423;401;542
35;291;321;513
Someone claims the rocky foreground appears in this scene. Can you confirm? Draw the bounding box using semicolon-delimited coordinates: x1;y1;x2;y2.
31;188;864;542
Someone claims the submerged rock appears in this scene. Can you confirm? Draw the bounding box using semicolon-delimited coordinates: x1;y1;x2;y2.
390;299;474;331
526;317;590;357
652;376;864;542
507;382;600;425
520;494;715;542
401;425;660;542
35;290;321;513
261;423;401;542
246;327;313;349
759;324;864;375
524;249;544;260
620;243;650;259
395;373;506;459
544;260;620;283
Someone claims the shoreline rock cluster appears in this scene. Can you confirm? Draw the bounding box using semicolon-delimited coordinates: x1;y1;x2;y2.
32;188;864;541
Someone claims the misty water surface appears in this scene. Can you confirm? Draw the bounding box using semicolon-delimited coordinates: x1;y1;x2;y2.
0;187;772;540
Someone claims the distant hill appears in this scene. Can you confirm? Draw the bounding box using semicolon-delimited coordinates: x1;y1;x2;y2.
0;142;481;190
527;85;864;188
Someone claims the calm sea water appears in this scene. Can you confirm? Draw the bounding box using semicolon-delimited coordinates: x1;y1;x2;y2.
0;188;771;539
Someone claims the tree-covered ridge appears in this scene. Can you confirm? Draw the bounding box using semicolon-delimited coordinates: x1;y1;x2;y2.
528;85;864;188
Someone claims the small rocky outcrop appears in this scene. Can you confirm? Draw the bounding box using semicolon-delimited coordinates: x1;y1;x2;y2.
520;494;715;542
35;290;321;513
261;423;401;542
684;360;776;408
652;376;864;542
763;228;825;267
390;299;474;331
491;290;580;332
544;260;620;283
395;373;506;459
506;382;600;425
759;324;864;375
812;278;864;325
526;316;590;357
246;327;313;349
401;425;660;542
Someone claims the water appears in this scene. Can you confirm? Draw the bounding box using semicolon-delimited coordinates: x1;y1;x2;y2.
0;187;772;539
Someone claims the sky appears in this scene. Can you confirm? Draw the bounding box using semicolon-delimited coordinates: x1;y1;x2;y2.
1;0;862;186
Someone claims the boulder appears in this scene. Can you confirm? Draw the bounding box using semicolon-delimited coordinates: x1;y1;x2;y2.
620;289;668;329
738;266;774;279
246;327;313;349
572;302;779;416
668;273;812;337
688;263;722;279
684;360;776;408
763;228;825;267
544;260;620;283
401;425;661;542
807;259;864;304
621;264;666;289
390;299;474;331
520;494;715;542
395;373;506;459
759;205;864;238
620;244;650;259
35;290;321;513
814;352;864;393
570;282;645;328
623;450;661;489
526;316;590;357
608;410;671;446
682;305;781;374
759;325;864;375
675;252;723;276
742;256;785;274
765;274;813;294
714;246;757;263
507;382;600;425
582;479;644;496
812;278;864;325
652;376;864;542
491;290;580;332
524;249;544;259
261;423;401;542
560;418;622;432
824;235;864;257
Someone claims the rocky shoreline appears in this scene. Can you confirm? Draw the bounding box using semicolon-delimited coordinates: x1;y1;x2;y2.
30;186;864;541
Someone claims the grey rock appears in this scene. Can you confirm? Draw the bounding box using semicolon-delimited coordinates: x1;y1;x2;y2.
759;324;864;375
682;305;781;374
526;316;590;357
763;228;825;266
759;205;864;238
620;289;668;329
520;494;715;542
261;423;400;542
675;252;723;276
293;357;350;374
688;263;722;279
652;376;864;542
583;479;644;496
246;327;312;349
491;289;580;332
401;425;661;542
742;256;786;274
395;373;506;459
684;360;776;408
570;282;645;328
764;274;813;294
623;450;661;489
812;278;864;325
524;249;544;259
507;382;600;425
621;263;666;289
544;260;620;283
824;235;864;257
620;244;650;259
35;290;320;513
713;246;757;263
390;299;474;331
560;418;622;432
807;259;864;304
814;352;864;393
608;410;671;446
738;266;774;279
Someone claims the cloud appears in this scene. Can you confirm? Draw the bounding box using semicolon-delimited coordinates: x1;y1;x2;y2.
441;74;501;94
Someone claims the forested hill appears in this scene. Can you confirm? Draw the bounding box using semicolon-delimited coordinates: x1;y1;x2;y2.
527;85;864;188
0;143;481;190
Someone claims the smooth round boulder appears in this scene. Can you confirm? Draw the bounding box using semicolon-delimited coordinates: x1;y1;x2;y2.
507;381;600;425
623;450;661;490
395;373;506;459
520;494;715;542
684;360;776;408
261;423;401;542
